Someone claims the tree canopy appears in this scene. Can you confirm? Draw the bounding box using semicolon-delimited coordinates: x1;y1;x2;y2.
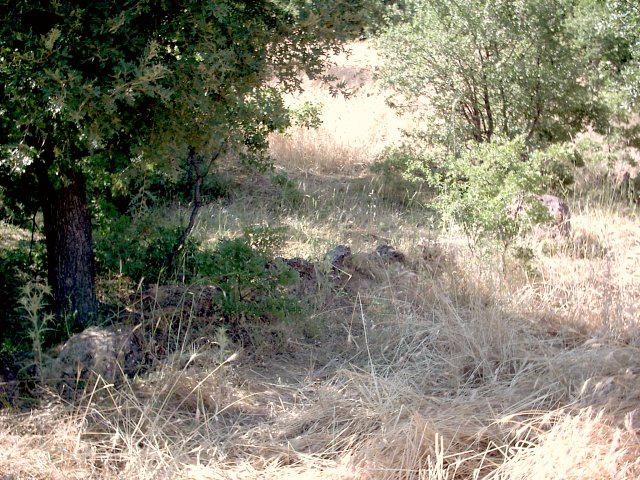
376;0;610;149
2;0;373;178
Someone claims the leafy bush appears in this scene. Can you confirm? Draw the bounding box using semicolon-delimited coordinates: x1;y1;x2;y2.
195;228;300;324
377;0;608;146
0;168;40;229
531;142;585;194
240;225;289;256
111;169;231;215
289;101;323;129
426;138;550;250
571;0;640;106
172;170;232;205
371;147;430;182
95;218;300;326
94;214;200;284
369;147;431;206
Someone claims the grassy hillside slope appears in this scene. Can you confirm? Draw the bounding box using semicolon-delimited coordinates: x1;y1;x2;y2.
1;41;640;480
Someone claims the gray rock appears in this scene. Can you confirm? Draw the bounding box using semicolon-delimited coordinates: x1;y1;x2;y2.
280;257;317;295
47;326;143;399
326;245;352;269
284;257;316;279
375;244;405;262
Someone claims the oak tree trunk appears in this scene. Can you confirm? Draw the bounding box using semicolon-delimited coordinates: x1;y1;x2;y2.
39;164;97;330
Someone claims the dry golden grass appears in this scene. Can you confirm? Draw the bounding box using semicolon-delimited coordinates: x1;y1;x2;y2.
2;41;640;479
269;41;408;175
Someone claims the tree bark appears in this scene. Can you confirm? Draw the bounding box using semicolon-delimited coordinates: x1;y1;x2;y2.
38;158;97;330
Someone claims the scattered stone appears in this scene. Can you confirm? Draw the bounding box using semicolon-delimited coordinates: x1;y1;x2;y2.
325;245;352;271
375;244;405;262
273;257;317;296
46;326;143;399
286;257;317;291
39;243;416;401
282;257;316;279
537;194;571;236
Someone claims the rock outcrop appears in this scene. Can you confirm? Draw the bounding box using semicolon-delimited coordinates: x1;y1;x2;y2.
375;244;405;262
46;326;143;399
43;244;409;400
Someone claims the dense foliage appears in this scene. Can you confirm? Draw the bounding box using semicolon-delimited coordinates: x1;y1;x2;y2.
0;246;47;350
377;0;607;148
428;138;549;250
195;228;300;325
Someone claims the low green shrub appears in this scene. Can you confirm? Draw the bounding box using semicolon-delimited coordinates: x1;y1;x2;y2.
370;146;432;182
96;218;300;328
429;138;550;251
195;228;300;324
378;138;552;253
369;147;430;206
94;214;200;284
289;101;323;129
531;142;584;194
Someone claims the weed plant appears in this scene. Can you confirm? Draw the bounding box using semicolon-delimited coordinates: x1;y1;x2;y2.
0;242;47;352
18;282;54;381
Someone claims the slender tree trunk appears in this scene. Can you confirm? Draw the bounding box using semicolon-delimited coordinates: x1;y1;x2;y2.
38;156;97;330
165;152;203;271
165;144;225;271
